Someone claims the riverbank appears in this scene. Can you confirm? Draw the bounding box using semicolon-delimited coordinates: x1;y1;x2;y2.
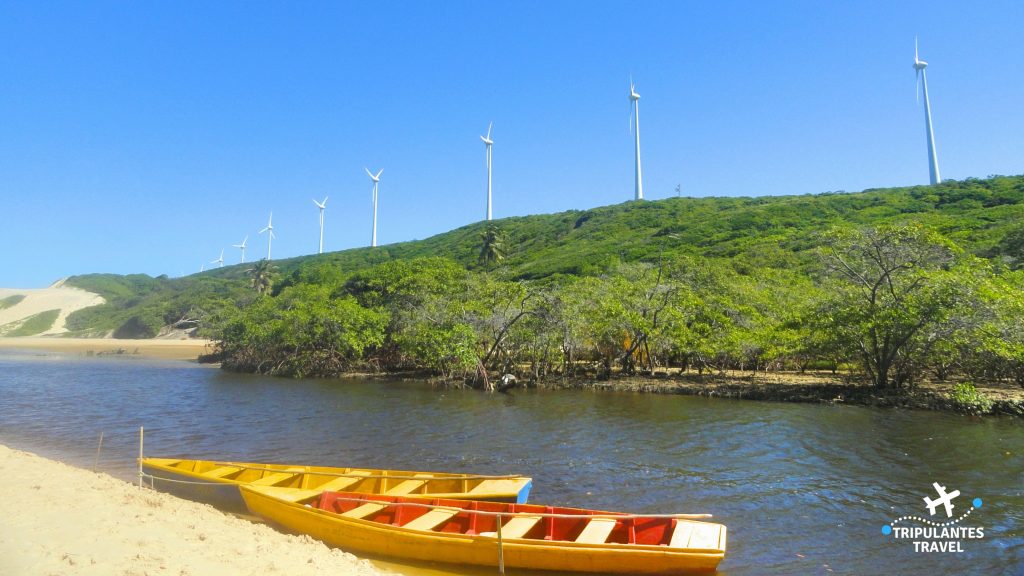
536;371;1024;416
0;444;387;576
0;336;213;361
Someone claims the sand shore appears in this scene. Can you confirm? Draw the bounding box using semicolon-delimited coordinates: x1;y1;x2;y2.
0;337;214;361
0;444;389;576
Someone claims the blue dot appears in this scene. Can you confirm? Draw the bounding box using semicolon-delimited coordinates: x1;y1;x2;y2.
882;525;892;535
973;498;982;508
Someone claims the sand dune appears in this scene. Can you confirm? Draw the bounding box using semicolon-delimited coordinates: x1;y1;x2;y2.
0;282;105;336
0;445;388;576
0;337;214;361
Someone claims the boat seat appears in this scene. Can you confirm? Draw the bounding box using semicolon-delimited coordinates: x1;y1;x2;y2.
313;473;368;492
341;502;389;520
685;523;722;550
400;507;460;531
485;515;542;539
384;474;434;495
575;518;618;544
250;470;302;486
669;522;694;548
266;473;373;503
203;466;242;478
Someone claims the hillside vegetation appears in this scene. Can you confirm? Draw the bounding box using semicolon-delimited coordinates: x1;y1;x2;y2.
65;176;1024;391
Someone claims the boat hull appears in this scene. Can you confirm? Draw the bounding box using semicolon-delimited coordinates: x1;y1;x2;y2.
240;487;725;574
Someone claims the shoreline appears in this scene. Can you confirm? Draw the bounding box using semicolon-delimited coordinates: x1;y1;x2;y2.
0;336;214;361
339;369;1024;417
0;444;387;576
4;336;1020;416
536;372;1024;417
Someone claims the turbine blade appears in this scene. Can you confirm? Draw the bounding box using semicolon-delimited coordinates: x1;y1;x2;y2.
364;166;373;179
915;36;919;62
322;196;329;205
375;169;383;179
487;121;493;140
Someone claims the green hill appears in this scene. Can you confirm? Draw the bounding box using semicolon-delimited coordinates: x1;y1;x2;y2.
66;175;1024;337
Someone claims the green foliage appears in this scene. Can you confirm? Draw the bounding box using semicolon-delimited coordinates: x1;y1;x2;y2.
65;273;254;337
247;259;278;295
2;309;60;336
112;315;161;339
477;225;507;267
948;382;994;414
818;223;961;388
216;285;387;377
0;294;26;310
55;176;1024;390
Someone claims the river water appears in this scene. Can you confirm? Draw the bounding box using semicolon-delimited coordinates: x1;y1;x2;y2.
0;349;1021;574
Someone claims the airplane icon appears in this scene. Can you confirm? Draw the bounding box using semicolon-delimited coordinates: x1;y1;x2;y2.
923;482;960;517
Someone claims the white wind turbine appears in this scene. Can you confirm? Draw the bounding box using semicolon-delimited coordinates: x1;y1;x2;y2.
210;249;224;268
259;212;276;260
365;167;383;247
914;37;941;185
480;122;494;220
629;78;644;200
232;236;248;263
313;196;328;254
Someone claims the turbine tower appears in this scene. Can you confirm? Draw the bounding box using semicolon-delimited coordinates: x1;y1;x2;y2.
630;79;644;200
365;167;383;247
480;122;494;220
210;249;224;269
259;212;275;260
313;196;328;254
914;38;941;185
232;236;248;263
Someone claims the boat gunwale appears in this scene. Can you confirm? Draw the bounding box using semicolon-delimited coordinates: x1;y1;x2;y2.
141;458;531;483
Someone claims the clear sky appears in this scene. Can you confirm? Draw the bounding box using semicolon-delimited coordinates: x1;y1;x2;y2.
2;1;1022;287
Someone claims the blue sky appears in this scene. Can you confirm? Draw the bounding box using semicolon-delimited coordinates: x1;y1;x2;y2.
1;1;1022;287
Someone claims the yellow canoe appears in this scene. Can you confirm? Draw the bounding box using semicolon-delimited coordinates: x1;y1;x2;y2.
240;486;726;574
141;458;532;514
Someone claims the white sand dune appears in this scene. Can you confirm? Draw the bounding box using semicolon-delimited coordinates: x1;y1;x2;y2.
0;282;105;336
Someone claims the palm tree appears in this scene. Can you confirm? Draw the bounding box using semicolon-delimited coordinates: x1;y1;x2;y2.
478;225;507;266
247;259;277;295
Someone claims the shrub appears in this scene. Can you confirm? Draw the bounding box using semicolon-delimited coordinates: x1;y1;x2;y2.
948;382;994;414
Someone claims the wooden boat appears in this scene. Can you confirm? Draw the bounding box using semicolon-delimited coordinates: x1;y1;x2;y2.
240;486;726;574
140;458;532;514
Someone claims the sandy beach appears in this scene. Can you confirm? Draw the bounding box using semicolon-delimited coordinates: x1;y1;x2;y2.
0;337;214;361
0;444;389;576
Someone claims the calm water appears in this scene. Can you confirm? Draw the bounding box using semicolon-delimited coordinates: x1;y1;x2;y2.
0;348;1021;575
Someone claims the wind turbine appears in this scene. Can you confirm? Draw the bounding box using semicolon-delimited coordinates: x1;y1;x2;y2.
232;236;248;263
259;212;276;259
210;249;224;268
365;167;383;247
914;37;941;185
629;78;644;200
313;196;328;254
480;122;494;220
